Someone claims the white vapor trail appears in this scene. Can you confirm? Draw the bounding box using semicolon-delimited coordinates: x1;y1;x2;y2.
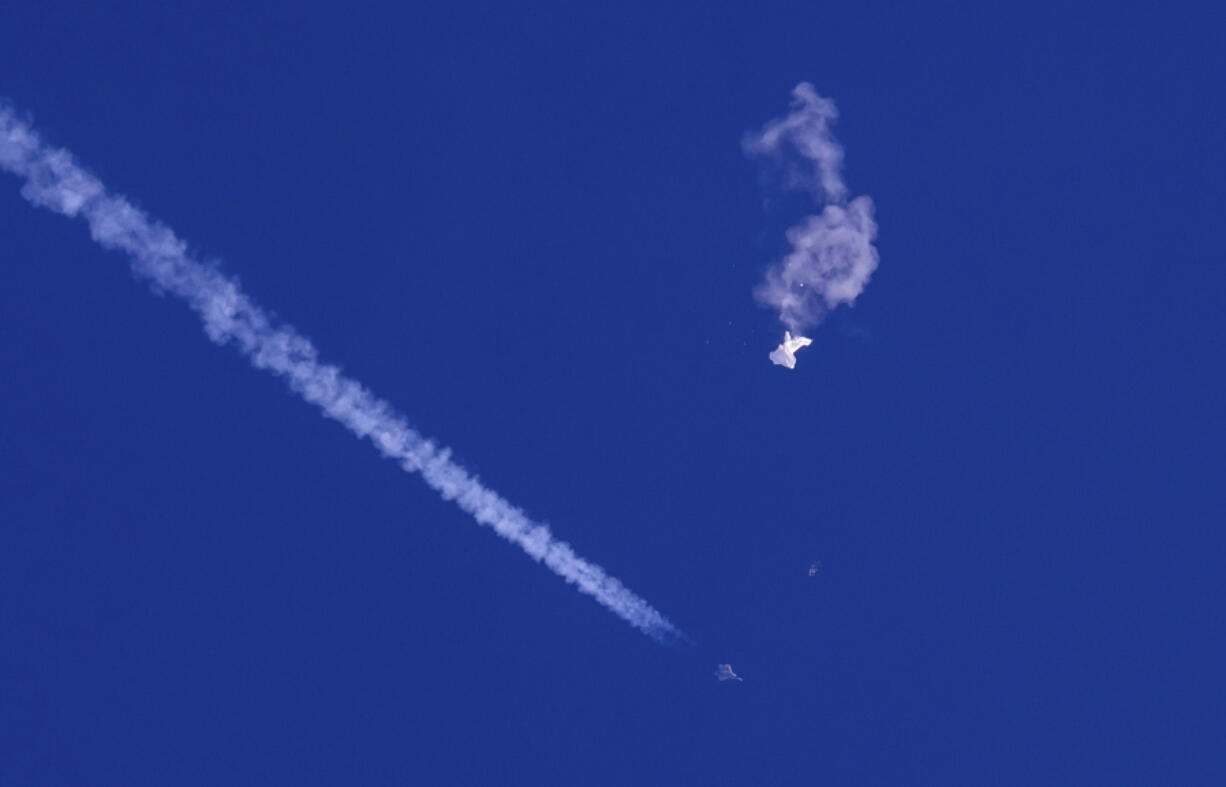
745;83;879;337
0;104;678;642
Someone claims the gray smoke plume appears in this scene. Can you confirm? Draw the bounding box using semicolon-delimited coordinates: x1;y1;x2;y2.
746;84;879;339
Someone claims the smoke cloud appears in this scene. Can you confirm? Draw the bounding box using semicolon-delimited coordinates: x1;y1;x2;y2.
0;104;679;642
746;84;879;337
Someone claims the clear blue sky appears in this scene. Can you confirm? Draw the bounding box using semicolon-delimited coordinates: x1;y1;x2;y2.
2;2;1223;784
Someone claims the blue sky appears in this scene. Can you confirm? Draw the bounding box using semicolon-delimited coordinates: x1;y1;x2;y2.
2;2;1223;784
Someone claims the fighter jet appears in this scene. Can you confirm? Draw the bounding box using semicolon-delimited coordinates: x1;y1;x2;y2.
715;663;743;682
769;332;813;369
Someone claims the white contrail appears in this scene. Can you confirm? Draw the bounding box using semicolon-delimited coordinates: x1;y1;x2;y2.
0;104;679;642
745;84;879;359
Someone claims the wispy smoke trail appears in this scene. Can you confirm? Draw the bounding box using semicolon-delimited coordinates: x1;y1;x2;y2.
745;83;879;337
0;104;678;642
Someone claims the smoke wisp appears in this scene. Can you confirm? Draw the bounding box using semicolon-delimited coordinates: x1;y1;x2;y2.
746;83;879;337
0;104;679;642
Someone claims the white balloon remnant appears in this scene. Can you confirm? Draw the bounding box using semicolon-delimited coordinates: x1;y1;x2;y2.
768;331;813;370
